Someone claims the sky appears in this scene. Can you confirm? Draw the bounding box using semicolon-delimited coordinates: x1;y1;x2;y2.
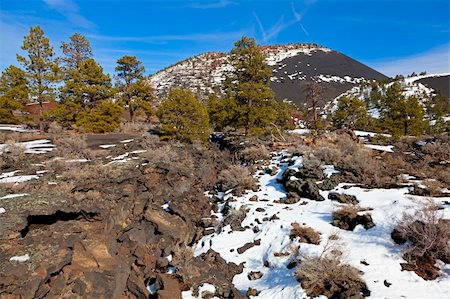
0;0;449;77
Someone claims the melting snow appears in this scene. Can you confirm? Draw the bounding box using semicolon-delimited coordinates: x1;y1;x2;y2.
365;144;394;152
9;254;30;262
0;193;29;200
188;152;449;298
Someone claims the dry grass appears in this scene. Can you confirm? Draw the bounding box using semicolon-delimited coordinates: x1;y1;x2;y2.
290;223;321;244
0;144;28;169
118;122;149;134
240;144;270;165
217;165;258;195
295;240;368;298
392;201;450;280
53;134;91;159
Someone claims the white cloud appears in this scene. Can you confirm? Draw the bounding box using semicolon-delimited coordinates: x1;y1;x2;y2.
86;30;250;44
367;44;450;76
43;0;94;29
186;0;237;9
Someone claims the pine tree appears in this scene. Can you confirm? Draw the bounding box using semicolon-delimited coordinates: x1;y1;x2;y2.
225;36;277;135
60;33;95;105
157;89;210;142
333;97;369;129
61;33;93;70
380;82;426;137
17;26;59;130
115;55;151;122
0;66;29;123
207;94;238;131
78;58;112;109
76;100;124;133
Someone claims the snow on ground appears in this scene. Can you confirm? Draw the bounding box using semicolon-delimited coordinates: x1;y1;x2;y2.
0;124;37;133
364;144;394;153
99;144;117;149
186;152;450;299
0;174;39;184
9;254;30;262
0;139;54;154
0;207;5;214
288;129;311;135
354;131;391;138
0;193;29;200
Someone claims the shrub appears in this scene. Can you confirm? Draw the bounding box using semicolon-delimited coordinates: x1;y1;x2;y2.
1;144;27;168
76;100;123;133
217;165;257;195
391;203;450;280
118;121;149;134
295;241;369;298
332;206;375;231
290;223;321;244
157;89;210;143
240;144;270;165
53;135;90;159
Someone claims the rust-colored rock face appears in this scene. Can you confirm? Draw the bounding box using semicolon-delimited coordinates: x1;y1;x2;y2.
0;143;243;298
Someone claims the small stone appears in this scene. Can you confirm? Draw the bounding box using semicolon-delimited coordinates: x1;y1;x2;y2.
247;271;263;281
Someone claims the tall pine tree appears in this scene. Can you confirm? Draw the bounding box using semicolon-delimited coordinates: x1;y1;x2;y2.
17;26;59;130
115;55;153;122
225;36;277;135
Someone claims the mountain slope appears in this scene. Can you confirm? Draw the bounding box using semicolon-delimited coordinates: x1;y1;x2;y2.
411;74;450;99
148;44;388;106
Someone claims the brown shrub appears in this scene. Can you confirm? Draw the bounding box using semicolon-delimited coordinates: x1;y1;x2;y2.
332;206;375;231
60;163;123;184
240;144;270;165
1;144;27;168
118;122;149;134
295;242;369;298
290;223;321;244
217;165;257;195
391;202;450;280
48;122;65;134
53;134;90;159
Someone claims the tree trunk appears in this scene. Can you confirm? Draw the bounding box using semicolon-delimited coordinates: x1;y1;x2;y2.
39;101;44;133
130;109;134;123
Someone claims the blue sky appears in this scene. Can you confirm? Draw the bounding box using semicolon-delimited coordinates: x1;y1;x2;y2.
0;0;449;77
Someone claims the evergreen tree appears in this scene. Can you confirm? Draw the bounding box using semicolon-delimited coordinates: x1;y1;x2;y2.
17;26;59;130
380;82;426;137
115;55;151;122
157;89;210;142
123;79;154;122
78;58;112;109
333;97;369;129
61;33;93;70
76;100;124;133
60;33;96;105
427;92;450;119
207;94;238;131
0;66;29;123
225;36;277;135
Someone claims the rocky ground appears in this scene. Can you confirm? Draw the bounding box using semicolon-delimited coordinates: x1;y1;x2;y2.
0;129;449;298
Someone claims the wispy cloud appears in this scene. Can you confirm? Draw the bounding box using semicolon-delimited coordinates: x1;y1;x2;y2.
86;30;249;44
43;0;94;29
186;0;237;9
253;13;297;43
367;44;450;76
291;1;310;38
253;0;316;43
